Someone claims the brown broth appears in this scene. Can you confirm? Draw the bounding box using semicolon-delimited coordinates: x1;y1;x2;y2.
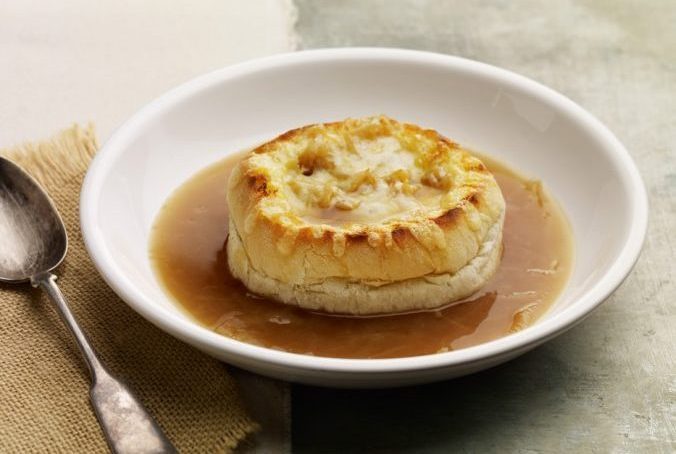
149;151;573;358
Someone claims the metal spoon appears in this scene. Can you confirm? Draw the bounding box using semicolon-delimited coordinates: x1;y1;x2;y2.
0;157;176;454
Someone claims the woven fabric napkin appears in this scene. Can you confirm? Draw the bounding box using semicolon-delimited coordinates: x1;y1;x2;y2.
0;125;257;453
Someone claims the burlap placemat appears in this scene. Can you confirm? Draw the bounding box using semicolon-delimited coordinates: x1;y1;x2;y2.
0;125;257;453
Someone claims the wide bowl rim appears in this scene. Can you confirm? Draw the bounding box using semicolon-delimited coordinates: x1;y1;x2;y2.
80;48;648;374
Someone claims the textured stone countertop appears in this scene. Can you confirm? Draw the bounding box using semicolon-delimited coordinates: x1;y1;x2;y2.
291;1;675;452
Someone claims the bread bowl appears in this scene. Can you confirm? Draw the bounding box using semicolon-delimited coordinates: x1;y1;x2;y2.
227;116;506;314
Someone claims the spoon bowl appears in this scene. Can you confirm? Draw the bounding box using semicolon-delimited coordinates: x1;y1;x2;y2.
0;158;66;283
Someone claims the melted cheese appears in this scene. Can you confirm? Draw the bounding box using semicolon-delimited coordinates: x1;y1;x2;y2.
247;116;486;228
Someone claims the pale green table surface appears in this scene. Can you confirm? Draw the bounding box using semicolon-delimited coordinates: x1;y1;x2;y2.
290;1;675;452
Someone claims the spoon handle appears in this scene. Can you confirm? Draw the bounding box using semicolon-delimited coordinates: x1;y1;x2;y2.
34;273;177;454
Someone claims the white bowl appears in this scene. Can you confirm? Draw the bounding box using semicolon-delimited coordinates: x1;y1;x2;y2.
81;48;647;388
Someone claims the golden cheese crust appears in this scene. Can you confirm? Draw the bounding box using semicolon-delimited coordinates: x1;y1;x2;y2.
226;116;506;314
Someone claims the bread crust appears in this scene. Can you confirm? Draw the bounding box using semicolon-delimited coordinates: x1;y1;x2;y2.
226;116;506;314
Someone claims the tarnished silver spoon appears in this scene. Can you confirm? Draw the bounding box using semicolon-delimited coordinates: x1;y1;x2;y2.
0;157;176;454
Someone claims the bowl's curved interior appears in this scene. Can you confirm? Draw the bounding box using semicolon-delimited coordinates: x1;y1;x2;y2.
81;49;646;386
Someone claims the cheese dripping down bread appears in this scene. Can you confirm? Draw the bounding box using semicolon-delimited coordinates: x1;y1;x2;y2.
226;116;505;315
